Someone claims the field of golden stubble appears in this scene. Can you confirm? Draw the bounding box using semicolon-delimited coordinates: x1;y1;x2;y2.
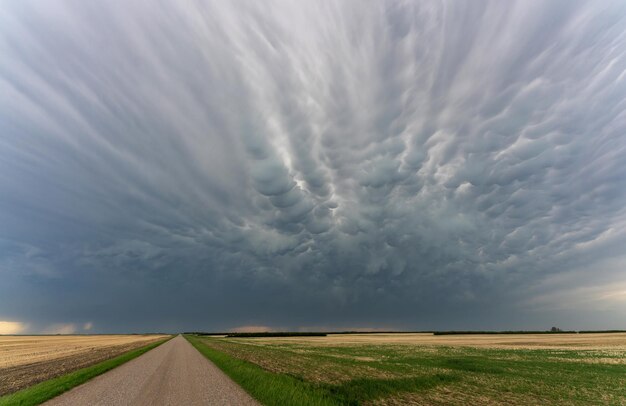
246;332;626;349
0;335;169;395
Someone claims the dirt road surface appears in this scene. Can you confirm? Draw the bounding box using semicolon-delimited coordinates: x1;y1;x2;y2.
44;335;259;406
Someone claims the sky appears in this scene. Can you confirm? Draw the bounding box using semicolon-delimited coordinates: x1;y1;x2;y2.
1;0;626;334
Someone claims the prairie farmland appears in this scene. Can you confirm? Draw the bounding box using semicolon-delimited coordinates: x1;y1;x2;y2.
188;333;626;405
0;335;169;396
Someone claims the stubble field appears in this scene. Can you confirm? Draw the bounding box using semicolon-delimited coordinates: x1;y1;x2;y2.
0;334;169;396
188;333;626;405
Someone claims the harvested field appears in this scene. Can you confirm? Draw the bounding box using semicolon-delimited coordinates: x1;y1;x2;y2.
190;332;626;405
245;332;626;349
0;335;168;395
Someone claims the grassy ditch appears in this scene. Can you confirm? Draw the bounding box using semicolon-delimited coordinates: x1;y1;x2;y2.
0;337;171;406
186;334;626;405
185;334;457;405
186;334;339;406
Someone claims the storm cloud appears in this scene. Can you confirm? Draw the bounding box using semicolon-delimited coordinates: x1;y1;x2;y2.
1;0;626;333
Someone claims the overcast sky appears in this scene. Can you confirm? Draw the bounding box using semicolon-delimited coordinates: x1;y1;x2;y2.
1;0;626;334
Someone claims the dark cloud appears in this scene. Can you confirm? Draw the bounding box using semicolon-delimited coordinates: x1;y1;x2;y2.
1;0;626;333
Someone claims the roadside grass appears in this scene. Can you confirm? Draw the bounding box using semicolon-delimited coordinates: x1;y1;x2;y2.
185;335;457;406
0;337;171;406
186;334;339;406
187;335;626;405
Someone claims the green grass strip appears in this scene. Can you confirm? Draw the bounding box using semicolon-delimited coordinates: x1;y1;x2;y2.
185;335;458;406
185;335;341;406
0;337;171;406
326;374;458;404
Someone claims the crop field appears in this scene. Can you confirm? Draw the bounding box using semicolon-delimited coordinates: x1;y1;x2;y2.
188;333;626;405
238;332;626;349
0;335;169;396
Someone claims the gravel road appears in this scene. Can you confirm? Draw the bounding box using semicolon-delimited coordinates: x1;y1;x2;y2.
44;335;259;406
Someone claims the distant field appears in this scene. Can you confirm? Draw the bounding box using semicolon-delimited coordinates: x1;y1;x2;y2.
188;333;626;405
252;332;626;349
0;335;169;396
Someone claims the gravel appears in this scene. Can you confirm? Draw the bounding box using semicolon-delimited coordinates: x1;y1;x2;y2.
44;335;260;406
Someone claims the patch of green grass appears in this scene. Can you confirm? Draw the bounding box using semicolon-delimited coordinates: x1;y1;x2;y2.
0;337;170;406
186;334;339;406
188;335;626;405
186;335;459;406
326;374;458;404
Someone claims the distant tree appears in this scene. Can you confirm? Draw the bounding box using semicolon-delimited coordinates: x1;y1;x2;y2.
550;326;562;332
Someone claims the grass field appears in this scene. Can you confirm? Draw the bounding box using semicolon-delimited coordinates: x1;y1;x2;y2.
0;335;169;396
186;333;626;405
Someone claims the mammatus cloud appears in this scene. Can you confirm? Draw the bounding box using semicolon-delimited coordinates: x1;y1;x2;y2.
1;0;625;332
